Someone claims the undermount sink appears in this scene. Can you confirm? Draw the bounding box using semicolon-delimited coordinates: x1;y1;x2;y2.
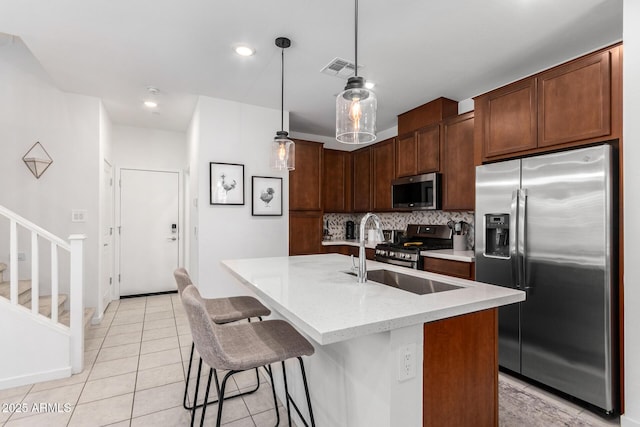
344;269;462;295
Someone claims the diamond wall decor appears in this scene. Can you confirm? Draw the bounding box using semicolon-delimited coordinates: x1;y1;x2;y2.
22;141;53;179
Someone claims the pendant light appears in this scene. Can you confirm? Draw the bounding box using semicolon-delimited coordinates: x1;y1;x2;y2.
271;37;295;171
336;0;377;144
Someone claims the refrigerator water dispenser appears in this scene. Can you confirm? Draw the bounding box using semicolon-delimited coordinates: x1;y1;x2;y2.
485;214;509;257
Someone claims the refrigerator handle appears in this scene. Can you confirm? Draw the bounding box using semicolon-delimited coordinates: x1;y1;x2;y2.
518;188;528;289
510;190;520;288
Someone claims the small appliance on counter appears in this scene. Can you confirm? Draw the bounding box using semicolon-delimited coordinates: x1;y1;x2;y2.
346;220;355;239
382;229;402;244
375;224;452;269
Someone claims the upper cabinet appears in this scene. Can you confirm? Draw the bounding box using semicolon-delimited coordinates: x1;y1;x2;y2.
442;113;475;211
352;147;372;212
477;78;537;158
372;138;396;211
289;139;323;211
396;124;441;177
396;98;457;178
538;51;611;147
323;149;352;213
475;44;621;163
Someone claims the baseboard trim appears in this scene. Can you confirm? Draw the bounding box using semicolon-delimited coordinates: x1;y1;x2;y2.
91;311;103;326
0;366;71;391
622;415;640;427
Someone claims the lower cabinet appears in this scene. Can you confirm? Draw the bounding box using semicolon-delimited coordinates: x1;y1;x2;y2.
423;308;498;426
289;212;323;255
423;257;475;280
323;245;373;259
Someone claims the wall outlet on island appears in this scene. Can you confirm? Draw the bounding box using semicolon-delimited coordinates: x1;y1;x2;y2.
398;343;416;381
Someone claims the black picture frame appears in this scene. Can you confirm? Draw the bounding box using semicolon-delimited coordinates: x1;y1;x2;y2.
251;176;283;216
210;162;244;205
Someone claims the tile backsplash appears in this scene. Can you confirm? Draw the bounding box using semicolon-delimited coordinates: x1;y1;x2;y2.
323;211;476;250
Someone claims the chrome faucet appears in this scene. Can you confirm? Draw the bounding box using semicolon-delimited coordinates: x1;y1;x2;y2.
358;213;384;283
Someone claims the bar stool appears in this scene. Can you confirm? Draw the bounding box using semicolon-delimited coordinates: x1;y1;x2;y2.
180;284;316;427
173;268;271;410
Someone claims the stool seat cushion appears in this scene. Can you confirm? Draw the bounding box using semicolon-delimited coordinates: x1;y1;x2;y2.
174;268;270;323
206;296;271;323
216;320;315;371
181;286;314;372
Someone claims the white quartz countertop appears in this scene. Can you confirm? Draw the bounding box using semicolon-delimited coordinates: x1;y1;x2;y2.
420;249;475;262
322;240;475;262
221;254;524;345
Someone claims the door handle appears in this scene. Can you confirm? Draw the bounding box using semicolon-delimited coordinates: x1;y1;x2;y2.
510;190;519;288
518;188;528;289
167;236;177;241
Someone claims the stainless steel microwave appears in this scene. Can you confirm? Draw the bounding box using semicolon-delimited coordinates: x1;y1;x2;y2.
391;173;441;210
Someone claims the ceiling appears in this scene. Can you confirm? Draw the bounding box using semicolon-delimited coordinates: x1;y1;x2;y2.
0;0;623;149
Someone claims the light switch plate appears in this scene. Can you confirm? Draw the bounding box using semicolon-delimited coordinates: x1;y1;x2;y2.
71;209;87;223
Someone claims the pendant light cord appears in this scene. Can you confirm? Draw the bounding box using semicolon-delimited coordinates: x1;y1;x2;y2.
354;0;359;77
280;46;285;132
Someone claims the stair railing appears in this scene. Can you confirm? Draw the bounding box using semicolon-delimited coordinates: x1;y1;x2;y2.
0;205;86;373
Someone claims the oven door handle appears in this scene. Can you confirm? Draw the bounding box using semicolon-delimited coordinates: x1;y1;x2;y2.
374;257;417;269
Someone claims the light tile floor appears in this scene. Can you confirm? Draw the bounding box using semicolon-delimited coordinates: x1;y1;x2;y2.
0;293;622;426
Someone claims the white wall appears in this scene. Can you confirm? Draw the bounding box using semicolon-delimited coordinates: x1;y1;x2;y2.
191;96;288;297
97;102;113;317
623;2;640;426
0;36;101;313
111;125;186;170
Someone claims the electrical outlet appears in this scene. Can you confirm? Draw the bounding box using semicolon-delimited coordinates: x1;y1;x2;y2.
398;343;416;381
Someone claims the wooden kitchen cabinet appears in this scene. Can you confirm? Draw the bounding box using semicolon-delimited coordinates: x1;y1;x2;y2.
396;124;441;178
323;149;352;213
289;139;323;211
372;138;396;211
423;257;475;280
289;211;323;255
442;113;475;211
352;147;372;212
474;44;621;163
477;77;537;159
423;308;497;426
538;50;611;147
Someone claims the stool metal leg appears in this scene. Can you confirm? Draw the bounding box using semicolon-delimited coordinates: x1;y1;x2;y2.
184;342;261;410
298;357;316;427
190;357;204;427
200;368;214;427
281;361;292;427
265;363;280;427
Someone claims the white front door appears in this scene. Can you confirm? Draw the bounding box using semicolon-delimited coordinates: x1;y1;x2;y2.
119;169;180;296
101;160;114;309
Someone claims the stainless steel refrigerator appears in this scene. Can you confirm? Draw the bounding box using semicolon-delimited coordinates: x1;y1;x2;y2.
475;144;617;412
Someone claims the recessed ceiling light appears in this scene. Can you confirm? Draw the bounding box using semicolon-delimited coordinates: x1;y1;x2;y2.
365;81;375;90
235;45;255;57
144;100;158;108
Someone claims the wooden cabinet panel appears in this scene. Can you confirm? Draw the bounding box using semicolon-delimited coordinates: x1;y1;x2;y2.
417;124;441;174
352;147;372;212
423;257;474;280
372;138;395;211
538;51;611;147
481;78;537;158
289;140;323;211
397;97;458;135
395;132;417;178
442;113;475;211
423;309;497;427
323;149;352;213
289;211;323;255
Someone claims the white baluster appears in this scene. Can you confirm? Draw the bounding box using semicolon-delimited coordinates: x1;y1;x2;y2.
9;220;18;305
69;235;86;374
51;242;58;323
31;232;39;315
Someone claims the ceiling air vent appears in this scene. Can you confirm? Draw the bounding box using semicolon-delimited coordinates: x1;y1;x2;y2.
320;57;360;78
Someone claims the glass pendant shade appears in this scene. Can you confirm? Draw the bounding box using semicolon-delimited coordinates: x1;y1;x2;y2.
271;131;295;170
336;78;377;144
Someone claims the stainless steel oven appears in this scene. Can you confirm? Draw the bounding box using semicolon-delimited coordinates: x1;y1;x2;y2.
375;224;452;269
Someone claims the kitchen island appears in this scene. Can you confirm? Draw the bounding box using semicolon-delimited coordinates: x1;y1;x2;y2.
222;254;524;426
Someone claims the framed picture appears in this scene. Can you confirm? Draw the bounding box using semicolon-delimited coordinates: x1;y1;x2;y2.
252;176;283;216
210;162;244;205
